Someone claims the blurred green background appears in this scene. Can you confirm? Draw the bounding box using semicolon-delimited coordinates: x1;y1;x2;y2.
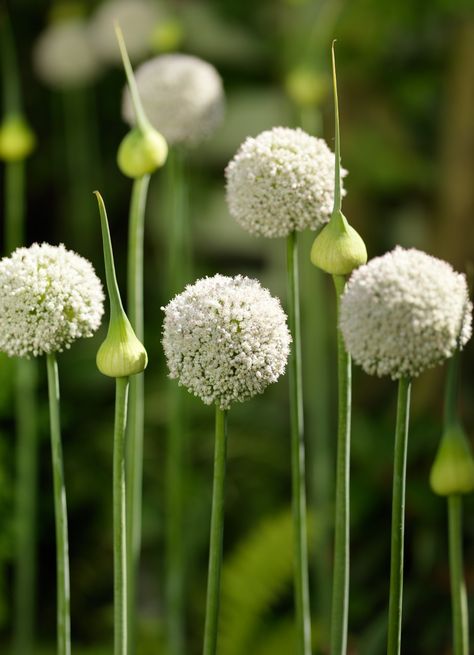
1;0;474;653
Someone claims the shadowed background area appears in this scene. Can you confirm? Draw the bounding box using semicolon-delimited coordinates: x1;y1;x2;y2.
0;0;473;654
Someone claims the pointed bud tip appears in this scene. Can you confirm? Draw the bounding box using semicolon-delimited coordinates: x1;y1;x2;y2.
310;212;367;275
430;424;474;496
117;127;168;178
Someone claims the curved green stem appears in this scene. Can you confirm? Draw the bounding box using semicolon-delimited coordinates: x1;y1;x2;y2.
114;377;130;655
46;353;71;655
125;175;150;652
286;231;312;655
387;377;411;655
330;274;351;655
202;407;228;655
448;495;469;655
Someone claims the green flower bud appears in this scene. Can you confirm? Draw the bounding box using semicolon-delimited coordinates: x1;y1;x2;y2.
117;126;168;178
94;191;147;378
285;68;329;108
150;19;184;53
430;424;474;496
0;115;36;161
96;314;147;378
310;210;367;275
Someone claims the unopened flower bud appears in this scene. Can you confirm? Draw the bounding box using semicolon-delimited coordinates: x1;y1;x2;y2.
96;314;147;378
285;68;329;108
117;126;167;178
310;210;367;275
430;424;474;496
0;115;36;161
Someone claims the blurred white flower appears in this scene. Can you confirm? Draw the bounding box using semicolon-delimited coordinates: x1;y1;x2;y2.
339;247;472;379
225;127;343;238
89;0;162;65
33;18;101;89
122;53;224;145
162;274;291;409
0;243;104;357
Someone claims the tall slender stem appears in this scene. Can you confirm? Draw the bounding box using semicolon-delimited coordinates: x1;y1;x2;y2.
448;495;469;655
330;274;351;655
13;357;38;655
46;353;71;655
202;407;228;655
286;231;312;655
115;377;130;655
125;175;150;653
165;147;189;655
5;160;25;253
387;376;411;655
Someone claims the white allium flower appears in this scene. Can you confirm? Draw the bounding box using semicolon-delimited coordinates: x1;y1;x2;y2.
89;0;161;65
0;243;105;358
339;247;472;379
33;19;101;89
225;127;344;238
122;54;224;145
162;275;291;409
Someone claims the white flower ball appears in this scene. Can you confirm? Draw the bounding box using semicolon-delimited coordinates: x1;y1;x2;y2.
162;275;291;409
89;0;161;64
122;53;224;145
33;19;101;89
339;247;472;379
225;127;344;238
0;243;105;357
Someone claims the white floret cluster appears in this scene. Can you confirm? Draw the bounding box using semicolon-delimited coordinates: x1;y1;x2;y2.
162;275;291;409
225;127;344;238
33;18;101;89
339;247;472;379
0;243;105;358
122;53;224;145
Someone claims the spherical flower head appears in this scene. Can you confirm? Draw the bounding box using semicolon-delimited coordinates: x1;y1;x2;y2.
162;275;291;409
89;0;162;65
0;243;104;358
339;247;472;379
225;127;345;238
33;18;101;89
122;53;225;145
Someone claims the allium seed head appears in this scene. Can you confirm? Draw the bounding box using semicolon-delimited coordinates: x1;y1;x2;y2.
0;243;104;358
339;247;472;379
33;19;101;89
122;54;224;145
225;127;344;238
162;275;291;409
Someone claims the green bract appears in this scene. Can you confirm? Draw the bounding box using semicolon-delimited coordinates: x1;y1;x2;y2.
117;126;168;178
96;314;147;378
430;424;474;496
310;210;367;275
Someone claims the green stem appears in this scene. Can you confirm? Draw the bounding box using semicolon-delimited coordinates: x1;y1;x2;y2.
125;175;150;653
387;376;412;655
443;350;459;431
13;358;38;655
5;160;25;253
202;407;228;655
165;147;189;655
448;495;469;655
1;11;21;115
114;377;130;655
286;231;312;655
330;274;351;655
46;353;71;655
331;42;341;213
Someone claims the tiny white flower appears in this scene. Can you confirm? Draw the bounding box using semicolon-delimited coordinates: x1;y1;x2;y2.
162;275;291;409
122;53;224;145
225;127;344;238
33;18;101;89
339;247;472;379
0;243;105;357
